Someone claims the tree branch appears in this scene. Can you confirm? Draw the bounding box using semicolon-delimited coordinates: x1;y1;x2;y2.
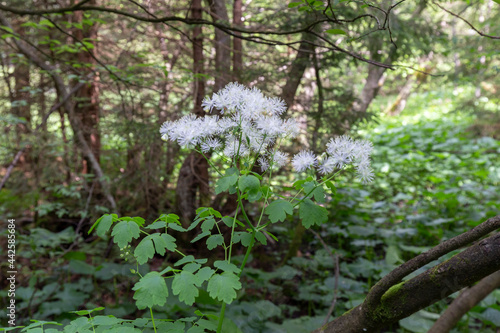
0;12;118;213
432;2;500;40
365;214;500;310
314;224;500;333
428;270;500;333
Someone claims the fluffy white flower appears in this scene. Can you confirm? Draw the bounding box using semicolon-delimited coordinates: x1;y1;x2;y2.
318;157;336;175
223;135;249;158
255;116;284;137
357;161;374;184
258;156;270;172
281;118;300;138
272;151;289;168
292;150;317;172
200;137;222;153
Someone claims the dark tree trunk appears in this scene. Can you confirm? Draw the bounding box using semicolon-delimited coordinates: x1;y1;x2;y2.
207;0;231;90
353;46;396;114
175;0;210;225
232;0;243;81
281;36;315;108
13;58;31;138
73;1;100;176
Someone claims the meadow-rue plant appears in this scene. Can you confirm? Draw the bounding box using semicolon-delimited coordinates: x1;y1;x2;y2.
88;82;375;332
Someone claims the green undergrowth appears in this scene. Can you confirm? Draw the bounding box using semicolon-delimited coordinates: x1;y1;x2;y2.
2;91;499;332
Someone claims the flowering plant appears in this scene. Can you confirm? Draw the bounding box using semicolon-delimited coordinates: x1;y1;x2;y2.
90;83;374;332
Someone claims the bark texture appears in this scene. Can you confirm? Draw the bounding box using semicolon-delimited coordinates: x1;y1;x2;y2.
207;0;231;90
281;36;314;108
232;0;242;81
313;215;500;333
428;270;500;333
175;0;210;225
73;0;101;175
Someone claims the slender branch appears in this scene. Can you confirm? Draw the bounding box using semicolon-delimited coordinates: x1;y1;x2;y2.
0;3;397;68
428;270;500;333
432;1;500;40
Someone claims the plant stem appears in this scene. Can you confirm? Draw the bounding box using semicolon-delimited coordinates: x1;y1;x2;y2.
150;307;157;333
238;230;255;276
216;302;227;333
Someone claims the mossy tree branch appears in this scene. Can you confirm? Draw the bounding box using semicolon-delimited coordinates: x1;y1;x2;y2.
313;215;500;333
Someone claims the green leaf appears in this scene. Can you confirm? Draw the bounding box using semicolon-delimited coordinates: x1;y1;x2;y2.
132;272;168;309
215;167;239;194
145;220;166;229
214;260;241;274
172;271;200;306
221;216;244;228
288;2;303;8
191;231;211;243
206;234;224;250
69;307;105;316
492;0;500;4
0;25;14;33
196;267;215;283
255;231;267;245
299;199;328;228
89;214;113;236
168;222;186;232
238;174;260;192
201;216;216;232
207;272;242;304
325;181;337;196
134;233;177;265
111;221;140;248
183;262;201;273
302;181;325;203
326;29;346;35
175;255;196;266
91;316;123;326
238;175;262;201
265;199;293;223
240;232;253;247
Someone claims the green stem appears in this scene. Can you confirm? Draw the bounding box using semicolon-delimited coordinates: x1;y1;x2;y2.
195;148;224;177
291;168;343;208
228;203;240;262
216;302;227;333
238;230;255;276
150;307;157;333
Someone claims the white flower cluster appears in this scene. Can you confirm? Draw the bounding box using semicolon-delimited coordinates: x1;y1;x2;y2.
160;83;374;183
160;83;298;165
293;136;374;183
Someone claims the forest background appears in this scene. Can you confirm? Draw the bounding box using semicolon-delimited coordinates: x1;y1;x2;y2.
0;0;499;332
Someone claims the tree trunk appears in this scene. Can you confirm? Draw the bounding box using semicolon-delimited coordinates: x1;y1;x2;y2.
175;0;210;225
352;46;396;114
232;0;243;81
207;0;231;90
73;0;100;176
281;35;315;108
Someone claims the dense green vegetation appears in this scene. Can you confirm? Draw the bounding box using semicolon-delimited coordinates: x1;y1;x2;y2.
0;1;499;332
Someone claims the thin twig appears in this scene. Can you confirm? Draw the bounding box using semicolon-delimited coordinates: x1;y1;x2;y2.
433;1;499;40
